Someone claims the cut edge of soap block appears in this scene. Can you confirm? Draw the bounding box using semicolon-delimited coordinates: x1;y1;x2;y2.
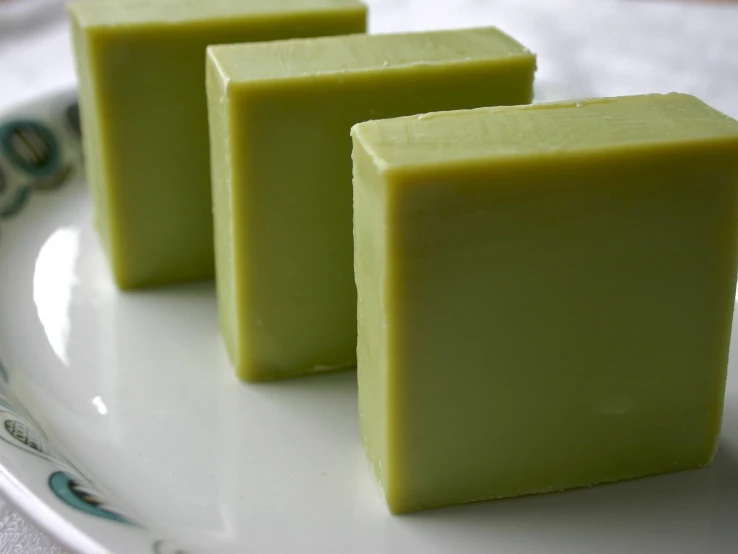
352;93;738;514
352;129;392;502
206;50;239;372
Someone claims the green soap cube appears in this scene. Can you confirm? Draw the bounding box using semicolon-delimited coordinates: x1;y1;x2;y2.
206;27;536;382
351;93;738;514
67;0;366;289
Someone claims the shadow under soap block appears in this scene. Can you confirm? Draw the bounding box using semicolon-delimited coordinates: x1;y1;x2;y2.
206;27;536;382
67;0;367;290
351;93;738;514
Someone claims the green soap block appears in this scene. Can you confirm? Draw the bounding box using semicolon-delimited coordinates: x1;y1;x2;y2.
206;27;536;382
67;0;366;289
351;93;738;514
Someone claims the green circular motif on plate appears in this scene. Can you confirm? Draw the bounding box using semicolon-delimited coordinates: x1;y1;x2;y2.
49;471;136;525
0;120;60;177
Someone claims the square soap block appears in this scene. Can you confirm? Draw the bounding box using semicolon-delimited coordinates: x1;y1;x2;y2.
68;0;366;289
351;93;738;514
206;27;536;382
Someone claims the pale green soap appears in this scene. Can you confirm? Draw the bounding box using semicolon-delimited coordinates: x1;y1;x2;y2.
67;0;366;289
352;93;738;513
206;27;536;382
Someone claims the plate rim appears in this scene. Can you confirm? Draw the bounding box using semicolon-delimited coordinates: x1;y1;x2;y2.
0;462;106;554
0;88;165;554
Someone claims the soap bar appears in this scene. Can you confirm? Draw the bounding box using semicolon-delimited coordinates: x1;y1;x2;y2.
351;93;738;514
206;27;536;381
67;0;366;289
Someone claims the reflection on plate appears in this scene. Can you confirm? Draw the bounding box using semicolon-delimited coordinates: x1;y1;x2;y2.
0;91;187;554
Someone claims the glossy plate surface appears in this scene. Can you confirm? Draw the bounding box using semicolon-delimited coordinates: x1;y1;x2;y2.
0;1;738;552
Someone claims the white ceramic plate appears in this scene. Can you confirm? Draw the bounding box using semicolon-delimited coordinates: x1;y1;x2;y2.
1;1;738;553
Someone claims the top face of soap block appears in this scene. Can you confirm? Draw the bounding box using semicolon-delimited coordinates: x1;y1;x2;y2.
68;0;365;27
208;26;533;83
352;93;738;171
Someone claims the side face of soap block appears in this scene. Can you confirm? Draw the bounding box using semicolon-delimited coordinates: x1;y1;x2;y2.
206;27;536;382
67;0;366;289
352;93;738;514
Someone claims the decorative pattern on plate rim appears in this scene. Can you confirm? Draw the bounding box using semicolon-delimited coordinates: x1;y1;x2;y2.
0;94;190;554
48;472;137;526
0;106;78;222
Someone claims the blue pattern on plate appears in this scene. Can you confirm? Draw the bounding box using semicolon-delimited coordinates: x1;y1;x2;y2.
48;471;137;526
0;94;188;553
0;120;60;177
